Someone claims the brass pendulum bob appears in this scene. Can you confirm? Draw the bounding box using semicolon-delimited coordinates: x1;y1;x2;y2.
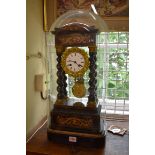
72;77;86;98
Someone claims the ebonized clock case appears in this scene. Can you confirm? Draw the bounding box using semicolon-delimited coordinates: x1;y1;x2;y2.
47;24;106;147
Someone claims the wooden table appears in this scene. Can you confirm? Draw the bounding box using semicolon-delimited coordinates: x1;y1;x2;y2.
26;120;129;155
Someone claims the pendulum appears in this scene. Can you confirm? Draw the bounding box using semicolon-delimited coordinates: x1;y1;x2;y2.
72;77;86;98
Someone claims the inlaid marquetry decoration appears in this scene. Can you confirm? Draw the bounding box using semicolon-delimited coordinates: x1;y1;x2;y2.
56;115;93;129
56;34;92;46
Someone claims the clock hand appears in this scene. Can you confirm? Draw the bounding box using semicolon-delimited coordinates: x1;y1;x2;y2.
67;64;72;66
67;60;83;68
77;64;83;67
67;60;77;63
68;60;81;66
73;62;83;68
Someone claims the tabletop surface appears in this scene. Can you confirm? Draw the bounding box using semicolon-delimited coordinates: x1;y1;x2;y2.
26;120;129;155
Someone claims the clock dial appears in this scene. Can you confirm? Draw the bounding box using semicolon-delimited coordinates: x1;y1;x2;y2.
66;52;85;73
61;47;89;78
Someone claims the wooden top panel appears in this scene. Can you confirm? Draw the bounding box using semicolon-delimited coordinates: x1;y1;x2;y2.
52;23;98;35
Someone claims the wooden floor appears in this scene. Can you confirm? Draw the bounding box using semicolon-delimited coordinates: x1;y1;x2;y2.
26;120;129;155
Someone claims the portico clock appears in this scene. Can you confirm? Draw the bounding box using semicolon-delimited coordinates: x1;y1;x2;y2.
48;10;108;146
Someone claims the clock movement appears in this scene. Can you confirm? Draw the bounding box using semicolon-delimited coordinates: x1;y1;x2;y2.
47;10;108;147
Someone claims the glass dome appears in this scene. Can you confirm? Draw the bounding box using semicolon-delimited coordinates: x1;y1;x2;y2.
50;9;108;32
47;9;108;146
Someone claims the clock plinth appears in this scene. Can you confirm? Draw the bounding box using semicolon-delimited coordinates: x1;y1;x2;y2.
47;122;106;148
47;104;106;147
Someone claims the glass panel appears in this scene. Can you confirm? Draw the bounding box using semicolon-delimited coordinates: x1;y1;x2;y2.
108;32;118;43
119;32;129;43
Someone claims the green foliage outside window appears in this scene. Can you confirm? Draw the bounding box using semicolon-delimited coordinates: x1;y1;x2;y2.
68;32;129;100
97;32;129;100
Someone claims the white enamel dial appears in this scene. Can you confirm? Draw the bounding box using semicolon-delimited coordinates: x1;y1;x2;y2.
61;47;89;78
66;52;85;73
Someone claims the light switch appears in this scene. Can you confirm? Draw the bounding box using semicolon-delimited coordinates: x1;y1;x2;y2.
35;74;43;92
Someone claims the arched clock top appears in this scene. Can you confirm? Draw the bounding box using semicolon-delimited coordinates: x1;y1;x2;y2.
52;24;99;47
52;23;98;34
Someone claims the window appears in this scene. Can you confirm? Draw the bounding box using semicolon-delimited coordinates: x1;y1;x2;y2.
67;32;129;115
98;32;129;115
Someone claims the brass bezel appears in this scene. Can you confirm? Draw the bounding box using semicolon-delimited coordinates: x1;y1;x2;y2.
61;47;89;78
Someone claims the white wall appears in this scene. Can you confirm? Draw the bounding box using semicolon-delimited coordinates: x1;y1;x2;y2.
26;0;47;136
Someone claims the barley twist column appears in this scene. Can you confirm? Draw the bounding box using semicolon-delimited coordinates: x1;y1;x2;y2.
55;46;67;105
87;45;98;108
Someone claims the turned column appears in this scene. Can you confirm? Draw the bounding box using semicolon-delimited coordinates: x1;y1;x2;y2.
55;46;67;104
87;45;97;108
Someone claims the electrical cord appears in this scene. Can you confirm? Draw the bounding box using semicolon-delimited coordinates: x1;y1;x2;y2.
40;91;47;100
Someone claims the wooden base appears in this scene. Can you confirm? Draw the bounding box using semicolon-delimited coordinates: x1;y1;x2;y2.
48;104;106;147
50;105;103;133
47;127;106;148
